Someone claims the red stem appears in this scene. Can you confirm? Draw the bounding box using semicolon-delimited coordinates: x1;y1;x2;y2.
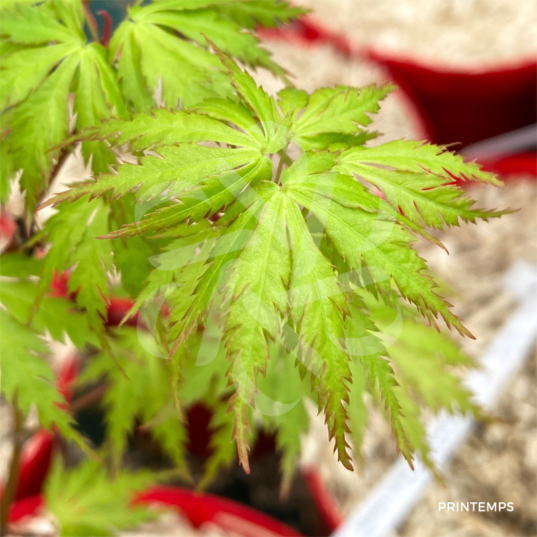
97;11;112;46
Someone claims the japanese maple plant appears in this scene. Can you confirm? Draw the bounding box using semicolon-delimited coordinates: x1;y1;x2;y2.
0;0;508;534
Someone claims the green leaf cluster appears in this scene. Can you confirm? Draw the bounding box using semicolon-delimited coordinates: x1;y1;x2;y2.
0;0;303;211
44;47;507;478
0;272;94;449
0;1;509;523
45;457;159;536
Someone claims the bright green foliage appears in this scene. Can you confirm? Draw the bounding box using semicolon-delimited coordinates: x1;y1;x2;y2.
45;458;158;536
222;189;291;472
285;163;472;337
44;47;506;478
338;141;507;230
0;278;96;348
77;323;236;483
288;84;392;151
343;299;414;465
0;0;299;210
285;195;353;469
1;1;87;210
168;199;265;349
0;1;508;521
339;140;502;185
0;308;86;448
80;108;264;151
0;265;95;450
78;328;190;472
74;43;128;173
368;295;478;416
109;0;303;111
47;145;265;205
33;197;113;334
217;0;306;29
355;290;479;471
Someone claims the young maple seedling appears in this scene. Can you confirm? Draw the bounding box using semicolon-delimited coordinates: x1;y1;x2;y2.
0;0;306;532
45;44;507;474
0;0;509;533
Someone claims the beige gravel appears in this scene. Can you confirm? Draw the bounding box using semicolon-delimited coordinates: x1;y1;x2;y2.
306;180;537;536
297;0;537;68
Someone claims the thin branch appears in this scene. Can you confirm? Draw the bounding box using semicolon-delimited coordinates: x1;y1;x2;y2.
29;148;70;324
97;11;112;46
70;383;108;414
0;395;24;536
44;149;70;203
278;149;293;166
274;154;285;185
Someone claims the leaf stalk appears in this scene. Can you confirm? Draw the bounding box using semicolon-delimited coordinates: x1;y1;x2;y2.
0;396;24;536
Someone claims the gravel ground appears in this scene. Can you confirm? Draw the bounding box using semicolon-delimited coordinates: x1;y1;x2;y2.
296;0;537;68
305;180;537;537
396;181;537;537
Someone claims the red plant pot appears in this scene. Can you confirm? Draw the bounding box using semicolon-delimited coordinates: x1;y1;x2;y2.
135;487;304;537
0;431;54;503
479;152;537;178
366;52;537;148
0;213;17;244
8;488;304;536
4;428;339;536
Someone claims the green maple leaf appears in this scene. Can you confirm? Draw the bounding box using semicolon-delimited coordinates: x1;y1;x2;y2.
45;458;158;537
78;328;189;473
285;165;471;337
45;47;505;474
34;197;113;334
351;289;479;470
74;43;129;174
284;193;354;469
0;279;97;348
222;186;291;472
337;141;509;230
109;0;297;112
288;84;393;151
366;293;478;416
0;309;88;449
1;50;79;210
0;1;122;209
216;0;307;29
